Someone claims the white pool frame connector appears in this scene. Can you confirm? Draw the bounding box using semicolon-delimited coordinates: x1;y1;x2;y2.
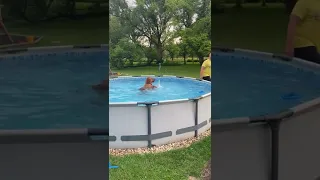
109;75;211;149
210;47;320;180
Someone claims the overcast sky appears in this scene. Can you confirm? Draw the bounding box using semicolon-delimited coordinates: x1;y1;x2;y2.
126;0;136;7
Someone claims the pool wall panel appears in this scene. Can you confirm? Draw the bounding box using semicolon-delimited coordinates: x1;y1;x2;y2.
0;142;108;180
198;96;211;134
211;120;270;180
109;105;148;148
279;104;320;180
151;101;195;145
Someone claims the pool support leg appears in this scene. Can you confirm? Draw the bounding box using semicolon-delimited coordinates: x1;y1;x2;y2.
268;119;281;180
146;104;152;148
194;99;199;137
251;111;292;180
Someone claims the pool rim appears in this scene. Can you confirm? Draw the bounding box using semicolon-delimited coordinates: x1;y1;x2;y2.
211;46;320;126
109;75;211;106
0;44;109;144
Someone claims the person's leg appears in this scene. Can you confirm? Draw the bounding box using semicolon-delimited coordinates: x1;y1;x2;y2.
202;76;211;81
294;46;320;64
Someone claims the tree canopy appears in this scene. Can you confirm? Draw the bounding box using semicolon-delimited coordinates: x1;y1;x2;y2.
109;0;211;68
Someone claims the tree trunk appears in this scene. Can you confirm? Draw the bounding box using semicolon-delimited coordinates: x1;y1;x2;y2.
156;44;163;64
198;56;204;65
261;0;267;7
183;54;186;65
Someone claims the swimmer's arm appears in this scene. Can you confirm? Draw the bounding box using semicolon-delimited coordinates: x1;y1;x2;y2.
200;62;207;78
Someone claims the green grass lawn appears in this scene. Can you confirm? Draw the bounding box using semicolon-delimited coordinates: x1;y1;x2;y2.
116;64;201;77
110;137;211;180
212;3;288;53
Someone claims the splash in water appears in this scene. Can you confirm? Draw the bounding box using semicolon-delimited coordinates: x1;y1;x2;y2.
158;79;162;88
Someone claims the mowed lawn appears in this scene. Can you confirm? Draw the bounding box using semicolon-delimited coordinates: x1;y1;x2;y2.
212;3;288;53
116;65;201;77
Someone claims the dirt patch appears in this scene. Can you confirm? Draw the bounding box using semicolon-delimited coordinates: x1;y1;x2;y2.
201;159;211;180
188;159;211;180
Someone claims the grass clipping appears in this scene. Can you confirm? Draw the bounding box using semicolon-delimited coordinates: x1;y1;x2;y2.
109;129;211;156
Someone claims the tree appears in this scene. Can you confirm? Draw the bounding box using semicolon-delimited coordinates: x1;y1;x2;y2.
186;33;211;65
165;42;180;61
196;0;211;19
110;0;177;64
178;39;190;65
109;16;124;46
110;38;144;69
172;0;197;28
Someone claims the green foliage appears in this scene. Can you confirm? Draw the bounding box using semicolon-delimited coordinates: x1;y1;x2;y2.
109;0;211;68
186;33;211;64
110;38;144;69
109;16;124;46
165;42;180;61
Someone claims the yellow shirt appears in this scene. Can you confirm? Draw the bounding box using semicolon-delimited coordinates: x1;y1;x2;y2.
202;59;211;77
291;0;320;52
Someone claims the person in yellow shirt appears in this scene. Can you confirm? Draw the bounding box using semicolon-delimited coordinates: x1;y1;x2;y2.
200;53;211;81
285;0;320;64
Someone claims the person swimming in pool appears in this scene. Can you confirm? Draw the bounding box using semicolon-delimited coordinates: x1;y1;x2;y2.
139;77;157;91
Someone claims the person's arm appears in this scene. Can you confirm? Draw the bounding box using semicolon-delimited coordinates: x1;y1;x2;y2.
200;61;207;79
285;15;302;57
285;0;308;57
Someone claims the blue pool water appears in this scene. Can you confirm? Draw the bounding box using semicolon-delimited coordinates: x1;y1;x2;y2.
109;77;211;103
211;54;320;119
0;51;108;130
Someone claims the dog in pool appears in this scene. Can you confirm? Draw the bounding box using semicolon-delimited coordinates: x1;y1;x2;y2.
92;79;108;92
139;77;157;91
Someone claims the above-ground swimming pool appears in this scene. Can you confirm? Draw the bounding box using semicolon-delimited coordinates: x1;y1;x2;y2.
0;45;109;180
210;48;320;180
109;76;211;148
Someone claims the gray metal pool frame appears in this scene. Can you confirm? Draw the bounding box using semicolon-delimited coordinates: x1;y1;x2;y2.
211;47;320;180
0;45;109;180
